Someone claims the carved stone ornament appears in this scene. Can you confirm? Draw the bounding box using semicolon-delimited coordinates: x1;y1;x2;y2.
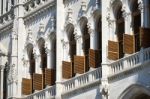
138;0;144;13
27;29;33;42
81;0;87;12
73;29;82;43
87;22;94;35
61;39;69;49
39;22;45;32
7;64;17;83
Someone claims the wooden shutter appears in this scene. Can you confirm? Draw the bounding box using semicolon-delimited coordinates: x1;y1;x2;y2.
140;27;150;48
108;40;119;60
33;73;43;90
22;78;32;95
45;68;56;86
89;49;101;68
123;34;135;54
74;56;86;74
62;61;73;79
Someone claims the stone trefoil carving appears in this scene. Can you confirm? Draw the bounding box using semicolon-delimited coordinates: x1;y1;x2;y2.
67;8;73;22
39;21;45;32
81;0;87;12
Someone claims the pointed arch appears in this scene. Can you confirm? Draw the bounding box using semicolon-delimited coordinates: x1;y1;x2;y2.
118;84;150;99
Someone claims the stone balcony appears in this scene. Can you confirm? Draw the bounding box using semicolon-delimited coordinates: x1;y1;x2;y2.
23;47;150;99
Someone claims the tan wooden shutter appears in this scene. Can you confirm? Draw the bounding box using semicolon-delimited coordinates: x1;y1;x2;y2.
45;68;56;86
22;78;32;95
123;34;135;54
89;49;101;68
108;40;119;60
33;73;43;90
140;27;150;48
62;61;73;79
74;56;86;74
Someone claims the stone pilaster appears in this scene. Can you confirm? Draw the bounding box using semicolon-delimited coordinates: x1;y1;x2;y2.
0;65;5;99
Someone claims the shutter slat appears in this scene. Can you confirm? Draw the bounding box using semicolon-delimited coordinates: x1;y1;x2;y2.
108;40;119;60
33;73;43;90
74;56;86;74
123;34;135;54
22;78;32;95
45;68;56;86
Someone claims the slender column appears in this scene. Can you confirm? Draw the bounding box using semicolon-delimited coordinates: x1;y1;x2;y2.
88;24;98;50
62;40;70;61
74;34;83;55
8;0;11;11
46;45;55;69
34;48;42;74
139;0;150;28
122;9;132;35
0;65;5;99
0;0;2;15
109;19;117;42
106;13;117;41
3;0;6;14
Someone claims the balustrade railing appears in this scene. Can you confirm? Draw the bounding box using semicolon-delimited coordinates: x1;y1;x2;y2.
25;85;56;99
62;67;102;93
109;47;150;75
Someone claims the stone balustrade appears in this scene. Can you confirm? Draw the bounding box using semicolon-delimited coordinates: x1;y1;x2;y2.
62;67;102;93
23;47;150;98
25;85;56;99
109;47;150;76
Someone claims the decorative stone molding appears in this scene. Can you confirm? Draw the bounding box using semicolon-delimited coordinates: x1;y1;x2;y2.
66;8;73;22
87;22;94;36
61;39;69;49
138;0;144;13
0;65;5;71
50;16;56;31
39;21;45;32
106;13;115;28
81;0;87;12
7;64;17;83
73;29;82;43
100;84;109;99
27;28;33;42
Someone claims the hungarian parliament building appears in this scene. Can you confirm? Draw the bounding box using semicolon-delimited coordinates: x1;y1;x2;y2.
0;0;150;99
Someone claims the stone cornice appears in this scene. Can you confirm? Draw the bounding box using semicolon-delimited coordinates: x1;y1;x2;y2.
23;0;56;22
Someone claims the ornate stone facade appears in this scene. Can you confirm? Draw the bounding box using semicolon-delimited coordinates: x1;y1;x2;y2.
0;0;150;99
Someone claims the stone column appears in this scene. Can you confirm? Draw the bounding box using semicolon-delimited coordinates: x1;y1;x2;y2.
8;0;11;11
109;19;117;42
139;0;150;28
122;9;132;35
0;65;5;99
62;40;70;61
0;0;2;15
74;34;83;56
46;48;55;69
34;48;42;74
88;24;98;50
106;13;117;41
3;0;6;14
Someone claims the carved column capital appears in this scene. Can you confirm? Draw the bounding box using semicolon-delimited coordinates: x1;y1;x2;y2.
61;40;69;49
138;0;144;13
0;65;5;71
